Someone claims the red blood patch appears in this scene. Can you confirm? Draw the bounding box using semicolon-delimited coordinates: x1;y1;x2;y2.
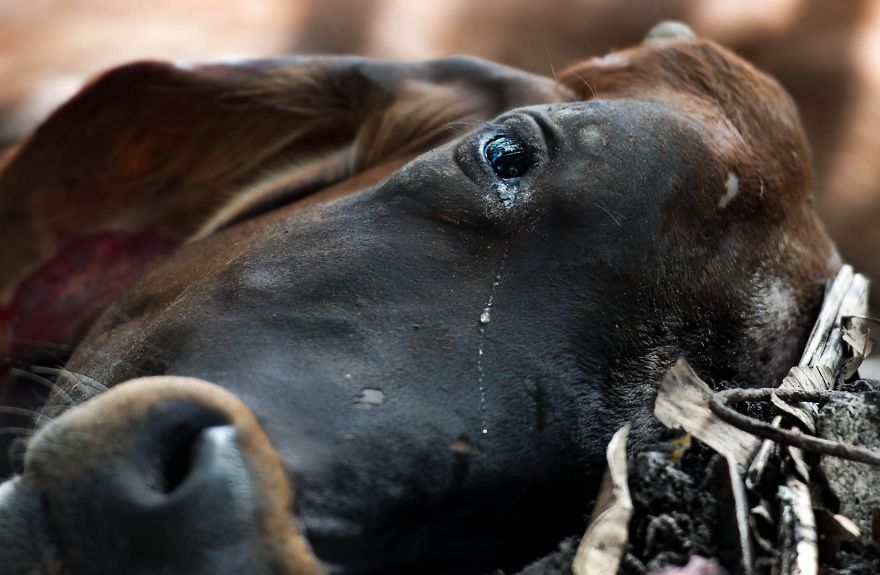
0;231;176;363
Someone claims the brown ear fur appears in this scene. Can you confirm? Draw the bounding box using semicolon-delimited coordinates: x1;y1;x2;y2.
0;55;566;364
558;39;811;206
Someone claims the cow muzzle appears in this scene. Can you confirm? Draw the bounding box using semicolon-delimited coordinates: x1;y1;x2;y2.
0;377;322;575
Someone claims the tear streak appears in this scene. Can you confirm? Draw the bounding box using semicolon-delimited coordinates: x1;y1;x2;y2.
476;250;508;436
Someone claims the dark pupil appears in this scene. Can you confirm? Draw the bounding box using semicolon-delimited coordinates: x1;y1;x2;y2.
484;137;529;179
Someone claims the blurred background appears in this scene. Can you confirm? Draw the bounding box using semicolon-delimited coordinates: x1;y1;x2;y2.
1;0;879;308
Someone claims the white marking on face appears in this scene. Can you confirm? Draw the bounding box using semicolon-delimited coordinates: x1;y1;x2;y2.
353;388;385;409
719;172;739;208
592;53;630;68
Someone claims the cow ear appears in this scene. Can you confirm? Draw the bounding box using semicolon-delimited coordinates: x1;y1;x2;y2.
0;56;566;364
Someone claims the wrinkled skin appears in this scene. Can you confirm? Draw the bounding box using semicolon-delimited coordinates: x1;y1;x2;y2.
0;24;838;575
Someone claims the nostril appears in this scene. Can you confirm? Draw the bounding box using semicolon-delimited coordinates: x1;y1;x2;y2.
152;423;202;494
139;402;231;495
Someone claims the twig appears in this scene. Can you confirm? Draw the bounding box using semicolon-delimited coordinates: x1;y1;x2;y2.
710;387;880;466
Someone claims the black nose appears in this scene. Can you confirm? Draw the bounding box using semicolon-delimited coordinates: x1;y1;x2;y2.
18;377;320;575
28;401;266;574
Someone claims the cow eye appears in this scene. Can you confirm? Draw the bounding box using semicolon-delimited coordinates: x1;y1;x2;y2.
484;137;530;179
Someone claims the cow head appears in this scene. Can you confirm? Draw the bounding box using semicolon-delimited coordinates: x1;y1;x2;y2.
0;22;838;574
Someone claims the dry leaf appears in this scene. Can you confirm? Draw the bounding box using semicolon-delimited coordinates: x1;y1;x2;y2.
572;423;632;575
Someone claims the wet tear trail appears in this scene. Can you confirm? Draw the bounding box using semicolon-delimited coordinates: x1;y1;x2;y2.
475;248;509;436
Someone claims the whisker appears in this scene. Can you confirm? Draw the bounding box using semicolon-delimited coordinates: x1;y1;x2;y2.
0;405;49;423
3;334;154;376
586;199;624;227
548;49;584;104
547;48;559;83
1;336;77;353
448;119;496;130
572;72;600;101
443;118;499;138
443;124;471;137
0;427;35;438
6;437;28;476
0;405;52;427
33;367;108;394
9;367;74;406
